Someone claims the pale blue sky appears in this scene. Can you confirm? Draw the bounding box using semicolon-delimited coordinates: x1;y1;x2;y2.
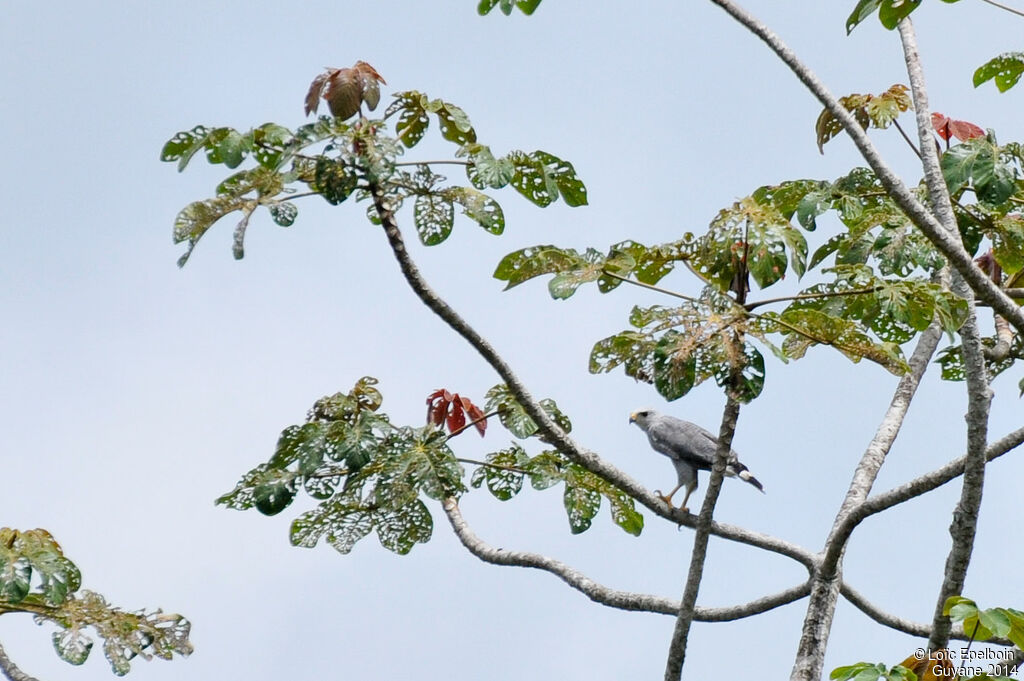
2;2;1023;679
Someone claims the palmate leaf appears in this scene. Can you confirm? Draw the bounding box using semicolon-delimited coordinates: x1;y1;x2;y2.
508;150;587;207
592;293;763;403
414;193;455;245
470;444;530;501
291;498;432;556
815;85;911;151
937;334;1024;382
974;52;1024;92
386;91;477;147
941;135;1016;206
462;143;516;190
483;384;572;439
694;185;813;291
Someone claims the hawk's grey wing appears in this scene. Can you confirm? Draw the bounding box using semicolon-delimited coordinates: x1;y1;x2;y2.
645;416;720;471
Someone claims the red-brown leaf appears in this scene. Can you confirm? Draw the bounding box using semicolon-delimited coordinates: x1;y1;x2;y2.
304;72;329;116
932;112;984;141
465;402;487;437
446;398;466;433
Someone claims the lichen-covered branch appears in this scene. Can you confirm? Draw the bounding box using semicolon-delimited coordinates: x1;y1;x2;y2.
837;584;1011;645
0;644;39;681
896;20;996;652
441;497;809;620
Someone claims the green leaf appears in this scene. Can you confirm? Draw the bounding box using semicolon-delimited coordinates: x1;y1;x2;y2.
463;144;516;190
483;384;572;439
204;127;250;169
434;101;477;145
531;150;588;207
173;196;252;267
878;0;921;29
941;137;1015;206
845;0;882;33
375;500;433;555
450;186;505;235
252;123;294;169
509;151;558;207
391;91;430;148
253;478;297;516
563;483;601;534
53;629;93;666
653;330;697;400
414;193;455;245
0;556;31;603
493;245;583;290
161;126;210;172
525;451;567;490
775;307;908;374
311;157;359;205
974;52;1024;92
470;445;528;500
993;213;1024;274
268;201;297;227
978;607;1012;639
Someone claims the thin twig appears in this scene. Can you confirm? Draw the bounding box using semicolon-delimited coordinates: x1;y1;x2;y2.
444;409;501;440
743;286;882;311
600;270;700;303
891;119;923;160
455;457;530;475
979;0;1024;19
393;160;470;168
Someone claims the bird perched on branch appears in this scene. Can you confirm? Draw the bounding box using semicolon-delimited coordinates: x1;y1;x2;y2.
629;409;764;513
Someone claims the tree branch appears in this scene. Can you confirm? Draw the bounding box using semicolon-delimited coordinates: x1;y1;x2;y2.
441;497;809;620
791;316;943;680
664;398;741;680
837;583;1013;645
0;644;39;681
896;19;996;651
367;175;819;570
706;0;1024;338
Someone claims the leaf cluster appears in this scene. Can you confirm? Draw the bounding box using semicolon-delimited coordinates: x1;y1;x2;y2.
816;84;913;153
163;89;585;264
944;595;1024;649
0;528;191;676
495;172;970;402
219;378;638;557
470;446;643;535
974;53;1024;93
845;0;961;34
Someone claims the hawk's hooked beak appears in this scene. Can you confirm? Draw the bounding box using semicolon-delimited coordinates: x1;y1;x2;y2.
628;412;637;424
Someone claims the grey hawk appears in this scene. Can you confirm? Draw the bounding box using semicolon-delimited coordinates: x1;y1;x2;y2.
629;409;764;512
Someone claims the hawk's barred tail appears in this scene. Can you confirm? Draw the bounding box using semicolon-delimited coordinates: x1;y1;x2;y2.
738;469;765;493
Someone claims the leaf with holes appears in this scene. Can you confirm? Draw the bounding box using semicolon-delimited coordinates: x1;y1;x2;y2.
414;193;455;245
470;445;529;500
269;202;297;227
974;52;1024;92
450;186;504;235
